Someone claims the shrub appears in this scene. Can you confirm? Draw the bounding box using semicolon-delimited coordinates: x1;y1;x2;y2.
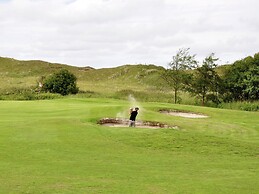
43;69;79;95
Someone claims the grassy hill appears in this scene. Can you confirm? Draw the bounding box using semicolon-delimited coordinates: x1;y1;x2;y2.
77;64;166;94
0;57;79;90
0;57;166;90
0;56;173;101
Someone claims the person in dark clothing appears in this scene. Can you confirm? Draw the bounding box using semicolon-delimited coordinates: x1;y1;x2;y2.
129;107;139;127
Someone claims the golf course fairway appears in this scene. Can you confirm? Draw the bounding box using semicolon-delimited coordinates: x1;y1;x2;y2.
0;98;258;193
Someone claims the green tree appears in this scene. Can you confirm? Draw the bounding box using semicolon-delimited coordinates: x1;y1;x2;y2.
243;66;259;100
223;53;259;101
162;48;197;103
43;69;79;96
187;53;221;106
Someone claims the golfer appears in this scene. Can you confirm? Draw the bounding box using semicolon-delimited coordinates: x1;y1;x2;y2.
129;107;139;127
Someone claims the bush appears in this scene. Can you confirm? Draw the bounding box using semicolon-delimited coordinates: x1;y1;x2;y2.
43;69;79;96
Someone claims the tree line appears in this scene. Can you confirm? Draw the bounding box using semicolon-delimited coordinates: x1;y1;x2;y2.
162;48;259;105
39;49;258;106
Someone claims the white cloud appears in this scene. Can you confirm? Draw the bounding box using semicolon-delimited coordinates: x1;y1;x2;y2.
0;0;258;68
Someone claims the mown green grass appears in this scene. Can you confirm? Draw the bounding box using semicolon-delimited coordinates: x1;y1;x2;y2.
0;98;258;193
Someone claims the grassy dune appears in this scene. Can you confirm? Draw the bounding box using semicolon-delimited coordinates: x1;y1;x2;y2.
0;98;258;193
0;57;164;93
1;57;175;102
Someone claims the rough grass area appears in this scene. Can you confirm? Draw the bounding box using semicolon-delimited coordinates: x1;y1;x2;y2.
219;101;259;111
0;98;258;193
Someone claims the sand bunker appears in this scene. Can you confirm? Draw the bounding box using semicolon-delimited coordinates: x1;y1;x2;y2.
160;110;208;118
98;118;178;129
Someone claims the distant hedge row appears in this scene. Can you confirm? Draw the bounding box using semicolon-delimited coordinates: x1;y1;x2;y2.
0;88;62;100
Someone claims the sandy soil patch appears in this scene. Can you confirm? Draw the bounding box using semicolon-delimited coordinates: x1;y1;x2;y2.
160;110;208;118
98;118;178;129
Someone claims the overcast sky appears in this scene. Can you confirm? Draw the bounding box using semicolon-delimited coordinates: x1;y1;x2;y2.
0;0;258;68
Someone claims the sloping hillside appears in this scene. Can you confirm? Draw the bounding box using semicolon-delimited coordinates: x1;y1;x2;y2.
0;57;166;94
79;64;166;93
0;57;79;89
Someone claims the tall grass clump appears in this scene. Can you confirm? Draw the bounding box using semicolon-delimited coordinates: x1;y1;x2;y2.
219;101;259;111
0;87;62;100
74;90;102;98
